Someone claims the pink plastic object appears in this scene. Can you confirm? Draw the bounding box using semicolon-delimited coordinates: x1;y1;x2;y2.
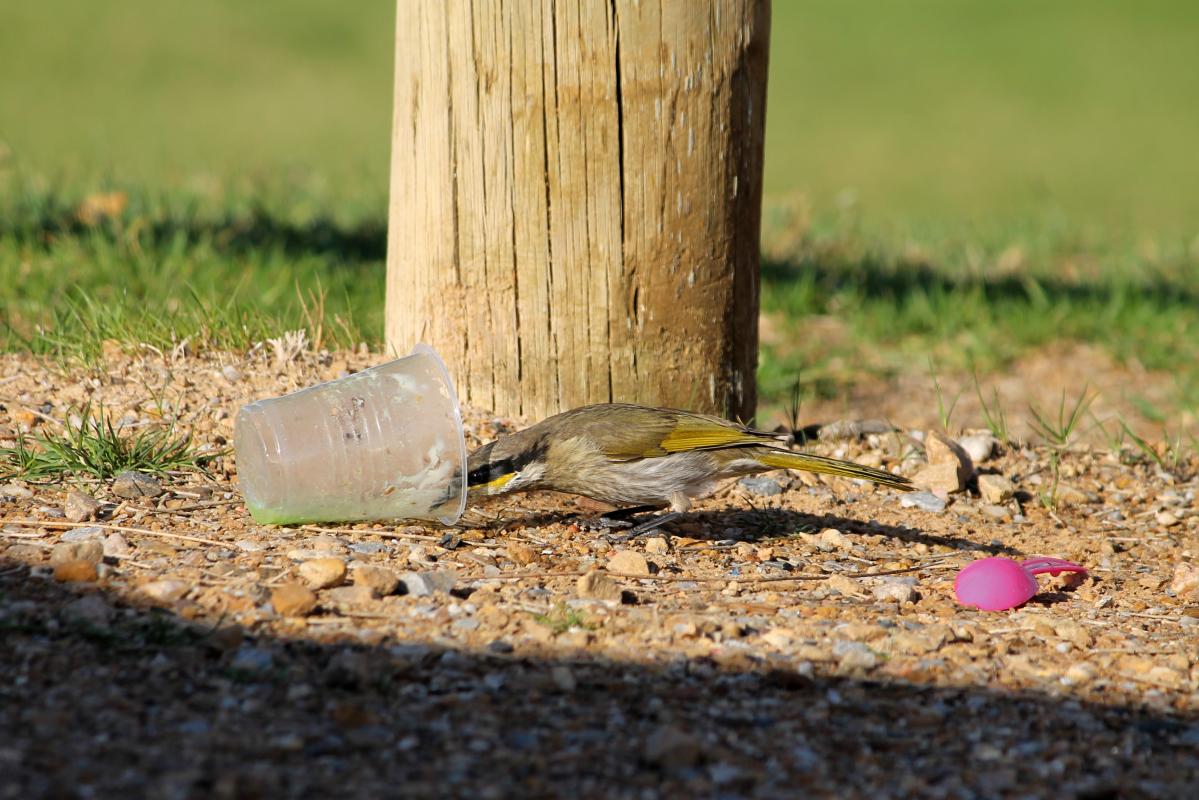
954;557;1088;611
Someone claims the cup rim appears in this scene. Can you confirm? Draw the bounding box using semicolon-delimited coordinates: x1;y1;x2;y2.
409;343;469;525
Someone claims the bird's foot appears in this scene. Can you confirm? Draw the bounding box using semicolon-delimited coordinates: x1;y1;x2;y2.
572;515;634;532
602;511;683;544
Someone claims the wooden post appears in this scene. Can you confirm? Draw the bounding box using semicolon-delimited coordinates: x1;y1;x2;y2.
386;0;770;421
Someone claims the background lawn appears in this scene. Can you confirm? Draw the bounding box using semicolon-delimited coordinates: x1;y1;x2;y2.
2;0;1197;427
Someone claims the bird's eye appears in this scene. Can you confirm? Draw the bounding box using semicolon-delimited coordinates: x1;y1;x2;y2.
468;458;515;486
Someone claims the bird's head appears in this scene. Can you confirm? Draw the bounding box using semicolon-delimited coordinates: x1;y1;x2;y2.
466;434;549;497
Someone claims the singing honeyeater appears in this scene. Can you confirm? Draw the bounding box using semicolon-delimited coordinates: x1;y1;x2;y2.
466;403;911;514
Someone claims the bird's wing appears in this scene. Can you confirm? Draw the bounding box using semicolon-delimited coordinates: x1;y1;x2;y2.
592;406;776;461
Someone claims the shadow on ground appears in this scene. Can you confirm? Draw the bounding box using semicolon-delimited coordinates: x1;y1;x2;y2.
2;557;1195;799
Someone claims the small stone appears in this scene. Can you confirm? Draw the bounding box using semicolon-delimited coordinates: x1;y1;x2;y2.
827;574;863;597
913;462;964;494
53;559;98;583
51;540;104;566
761;628;794;649
643;725;701;769
352;566;400;597
1156;510;1180;528
834;641;879;670
871;576;919;604
576;570;623;602
1053;620;1093;648
817;528;851;550
957;434;996;464
755;546;775;562
399;570;457;597
889;629;946;655
980;504;1011;521
644;537;670;555
60;526;105;543
327;584;376;606
235;539;265;553
298;557;347;590
63;490;101;522
140;579;190;603
230;646;274;673
1169;563;1199;600
1;482;34;500
1053;485;1092;507
506;542;538;565
900;491;947;513
977;474;1015;505
271;582;317;616
62;594;113;627
739;475;785;496
220;365;242;383
1063;662;1098;685
102;533;132;558
925;431;974;484
111;471;163;499
608;550;650;576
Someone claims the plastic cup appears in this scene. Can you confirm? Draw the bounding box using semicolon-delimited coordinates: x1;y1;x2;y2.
233;345;467;526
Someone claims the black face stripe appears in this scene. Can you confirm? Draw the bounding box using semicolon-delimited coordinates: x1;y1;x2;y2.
468;458;515;487
466;437;550;488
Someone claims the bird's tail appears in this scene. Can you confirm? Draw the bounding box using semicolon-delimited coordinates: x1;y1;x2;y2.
754;447;912;491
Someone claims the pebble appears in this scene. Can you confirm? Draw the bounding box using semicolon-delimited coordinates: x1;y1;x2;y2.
900;491;947;513
871;577;919;604
761;628;794;649
271;582;317;616
103;532;132;558
220;365;242;382
236;539;265;553
834;641;879;670
399;570;457;597
576;570;623;602
1169;563;1199;600
506;542;538;565
608;550;650;576
979;503;1011;521
112;471;163;499
62;594;113;627
230;646;274;673
51;540;104;566
739;475;785;496
298;557;347;590
957;434;996;464
977;474;1015;504
912;462;964;494
140;579;190;603
818;528;851;550
551;665;577;692
327;584;376;606
644;537;670;555
64;490;101;522
643;725;701;768
925;431;974;486
53;559;99;583
1156;510;1180;528
1;482;34;500
352;566;400;597
60;526;105;543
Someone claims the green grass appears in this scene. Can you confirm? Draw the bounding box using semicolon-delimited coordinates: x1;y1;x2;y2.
0;404;215;482
2;1;1198;426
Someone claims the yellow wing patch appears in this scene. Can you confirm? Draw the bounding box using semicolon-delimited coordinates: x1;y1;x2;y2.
658;420;769;453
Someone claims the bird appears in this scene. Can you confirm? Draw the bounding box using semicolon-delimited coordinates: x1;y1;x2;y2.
466;403;911;534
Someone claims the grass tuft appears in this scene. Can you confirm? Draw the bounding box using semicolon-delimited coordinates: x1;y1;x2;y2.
0;404;215;482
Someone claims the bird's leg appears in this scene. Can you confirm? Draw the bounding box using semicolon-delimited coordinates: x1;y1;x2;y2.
603;493;691;543
571;504;663;532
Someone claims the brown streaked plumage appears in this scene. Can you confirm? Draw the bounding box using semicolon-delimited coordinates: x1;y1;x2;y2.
467;403;910;512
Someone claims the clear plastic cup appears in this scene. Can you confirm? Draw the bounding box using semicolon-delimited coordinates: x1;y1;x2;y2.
233;344;467;526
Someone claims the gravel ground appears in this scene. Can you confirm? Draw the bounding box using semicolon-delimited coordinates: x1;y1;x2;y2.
2;349;1198;799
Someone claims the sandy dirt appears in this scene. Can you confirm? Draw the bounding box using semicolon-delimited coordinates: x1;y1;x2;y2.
2;348;1197;799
